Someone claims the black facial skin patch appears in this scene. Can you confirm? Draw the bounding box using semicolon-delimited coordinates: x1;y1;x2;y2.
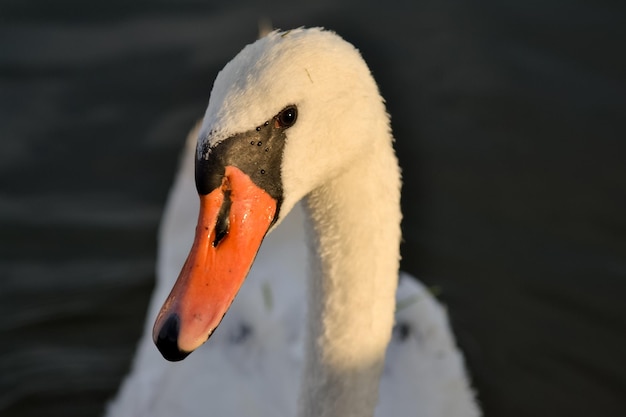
195;106;298;216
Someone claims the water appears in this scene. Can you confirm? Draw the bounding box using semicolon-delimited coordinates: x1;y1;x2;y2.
1;1;625;416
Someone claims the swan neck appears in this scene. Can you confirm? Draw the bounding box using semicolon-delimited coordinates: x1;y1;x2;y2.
299;138;402;417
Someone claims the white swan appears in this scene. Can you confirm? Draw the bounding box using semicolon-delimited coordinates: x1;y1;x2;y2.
106;28;480;417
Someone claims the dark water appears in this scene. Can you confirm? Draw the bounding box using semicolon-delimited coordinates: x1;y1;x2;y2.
1;1;625;416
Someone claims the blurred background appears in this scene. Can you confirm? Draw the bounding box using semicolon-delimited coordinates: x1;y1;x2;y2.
1;0;625;416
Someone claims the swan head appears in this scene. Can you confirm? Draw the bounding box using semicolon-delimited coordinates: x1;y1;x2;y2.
152;27;391;361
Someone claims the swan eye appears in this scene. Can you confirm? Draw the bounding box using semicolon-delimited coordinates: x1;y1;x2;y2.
276;105;298;128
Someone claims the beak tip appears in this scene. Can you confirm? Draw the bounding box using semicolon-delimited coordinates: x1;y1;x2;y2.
153;314;191;362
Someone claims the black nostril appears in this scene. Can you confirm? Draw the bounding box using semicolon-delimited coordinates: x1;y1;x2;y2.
213;189;231;247
155;314;191;362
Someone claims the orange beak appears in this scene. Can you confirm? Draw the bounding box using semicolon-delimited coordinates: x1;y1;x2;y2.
152;165;277;360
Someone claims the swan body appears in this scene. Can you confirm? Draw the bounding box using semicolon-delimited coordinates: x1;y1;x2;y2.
106;28;480;417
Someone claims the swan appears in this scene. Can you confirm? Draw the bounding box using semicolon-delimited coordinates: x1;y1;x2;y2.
106;28;480;417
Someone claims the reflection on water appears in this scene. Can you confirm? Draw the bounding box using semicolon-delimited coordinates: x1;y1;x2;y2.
1;2;625;417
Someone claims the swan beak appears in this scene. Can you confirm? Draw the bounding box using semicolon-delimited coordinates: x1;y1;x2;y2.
152;165;277;361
